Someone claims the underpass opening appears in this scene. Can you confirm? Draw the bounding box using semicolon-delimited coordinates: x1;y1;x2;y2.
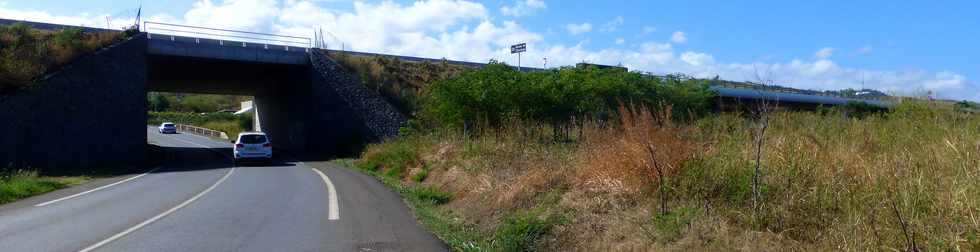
146;54;315;152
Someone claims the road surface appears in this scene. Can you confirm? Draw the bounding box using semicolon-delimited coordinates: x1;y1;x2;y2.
0;126;446;251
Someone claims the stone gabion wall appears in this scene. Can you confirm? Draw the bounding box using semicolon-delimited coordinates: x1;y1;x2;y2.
307;50;407;155
0;35;148;172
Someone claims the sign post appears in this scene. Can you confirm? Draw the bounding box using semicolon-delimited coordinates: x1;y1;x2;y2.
510;43;526;71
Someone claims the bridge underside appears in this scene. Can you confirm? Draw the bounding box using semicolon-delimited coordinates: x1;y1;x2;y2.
147;54;316;151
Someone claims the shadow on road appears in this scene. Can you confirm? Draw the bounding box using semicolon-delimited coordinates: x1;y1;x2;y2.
147;144;296;174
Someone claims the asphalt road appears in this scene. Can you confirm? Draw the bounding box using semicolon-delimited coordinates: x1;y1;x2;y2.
0;126;446;251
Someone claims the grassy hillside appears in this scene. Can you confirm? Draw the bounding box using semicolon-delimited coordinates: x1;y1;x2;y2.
327;51;468;115
0;23;122;93
341;62;979;251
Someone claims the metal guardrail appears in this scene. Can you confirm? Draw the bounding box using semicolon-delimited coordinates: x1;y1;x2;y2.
143;21;311;51
712;81;887;101
176;124;229;140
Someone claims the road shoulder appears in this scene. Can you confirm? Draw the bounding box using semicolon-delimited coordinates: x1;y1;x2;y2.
305;160;450;252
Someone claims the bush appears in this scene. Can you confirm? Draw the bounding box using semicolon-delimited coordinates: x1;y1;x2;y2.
494;211;554;252
425;62;715;131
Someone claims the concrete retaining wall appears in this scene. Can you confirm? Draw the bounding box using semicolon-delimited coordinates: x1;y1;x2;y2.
0;36;148;172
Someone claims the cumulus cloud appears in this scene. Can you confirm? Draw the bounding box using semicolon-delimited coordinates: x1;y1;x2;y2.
500;0;546;17
0;5;102;27
670;31;687;44
1;0;976;101
565;22;592;35
814;47;835;59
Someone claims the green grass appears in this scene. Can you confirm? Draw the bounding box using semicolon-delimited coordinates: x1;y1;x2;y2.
0;170;89;204
494;211;555;252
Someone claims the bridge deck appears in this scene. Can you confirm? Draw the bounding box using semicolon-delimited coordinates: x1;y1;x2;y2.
147;34;309;65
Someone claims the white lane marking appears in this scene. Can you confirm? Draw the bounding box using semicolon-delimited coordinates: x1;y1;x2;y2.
78;167;236;252
35;166;162;207
311;167;340;220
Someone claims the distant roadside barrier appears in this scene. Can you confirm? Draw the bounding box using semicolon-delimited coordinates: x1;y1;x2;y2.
176;124;229;140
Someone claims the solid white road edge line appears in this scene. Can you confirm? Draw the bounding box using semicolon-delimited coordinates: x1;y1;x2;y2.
311;167;340;220
35;166;162;207
78;167;236;252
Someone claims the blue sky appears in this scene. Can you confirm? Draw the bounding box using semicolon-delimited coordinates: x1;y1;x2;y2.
2;0;978;101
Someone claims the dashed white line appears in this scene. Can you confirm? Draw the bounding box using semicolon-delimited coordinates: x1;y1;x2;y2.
78;167;236;252
310;166;340;220
35;166;162;207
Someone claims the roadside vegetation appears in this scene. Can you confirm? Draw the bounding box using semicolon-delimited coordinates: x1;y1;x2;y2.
148;111;252;138
147;92;253;137
340;62;980;251
0;169;89;204
327;51;468;114
0;23;122;93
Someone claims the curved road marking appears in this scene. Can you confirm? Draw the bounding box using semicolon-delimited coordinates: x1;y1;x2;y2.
78;167;236;252
35;166;162;207
311;167;340;220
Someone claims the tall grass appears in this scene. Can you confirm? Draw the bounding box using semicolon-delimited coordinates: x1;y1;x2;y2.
355;100;980;251
0;23;121;93
0;169;88;204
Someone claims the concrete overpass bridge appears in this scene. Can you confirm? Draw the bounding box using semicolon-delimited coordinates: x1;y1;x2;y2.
0;20;406;171
0;19;889;171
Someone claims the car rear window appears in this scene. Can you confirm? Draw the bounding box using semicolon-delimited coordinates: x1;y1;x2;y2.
240;135;267;144
163;124;175;127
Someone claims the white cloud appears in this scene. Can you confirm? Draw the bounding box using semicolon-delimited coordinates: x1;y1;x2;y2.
670;31;687;44
0;0;976;101
599;16;623;32
0;6;102;27
500;0;546;17
615;37;625;45
681;52;714;67
814;47;835;59
565;22;592;35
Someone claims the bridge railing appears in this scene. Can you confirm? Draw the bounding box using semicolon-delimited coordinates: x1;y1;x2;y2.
143;21;311;51
176;124;229;140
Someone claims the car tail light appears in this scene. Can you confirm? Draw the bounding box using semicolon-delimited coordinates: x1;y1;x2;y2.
263;143;271;148
236;144;244;148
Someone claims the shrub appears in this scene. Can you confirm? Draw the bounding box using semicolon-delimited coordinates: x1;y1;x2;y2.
425;63;715;132
494;211;554;252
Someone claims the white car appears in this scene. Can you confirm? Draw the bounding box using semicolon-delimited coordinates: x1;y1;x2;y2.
233;132;272;164
158;122;177;134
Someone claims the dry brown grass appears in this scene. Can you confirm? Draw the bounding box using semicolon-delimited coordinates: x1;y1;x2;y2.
0;23;121;92
358;101;980;251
